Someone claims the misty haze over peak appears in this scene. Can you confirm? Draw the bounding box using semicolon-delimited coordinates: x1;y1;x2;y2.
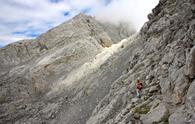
0;0;159;46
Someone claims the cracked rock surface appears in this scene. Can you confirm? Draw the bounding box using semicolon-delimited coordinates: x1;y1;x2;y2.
1;0;195;124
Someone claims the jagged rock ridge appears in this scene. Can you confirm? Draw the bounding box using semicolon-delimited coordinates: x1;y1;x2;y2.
1;0;195;124
0;13;135;124
86;0;195;123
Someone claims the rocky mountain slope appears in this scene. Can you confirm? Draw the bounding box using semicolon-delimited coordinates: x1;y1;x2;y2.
1;0;195;124
0;13;135;124
86;0;195;123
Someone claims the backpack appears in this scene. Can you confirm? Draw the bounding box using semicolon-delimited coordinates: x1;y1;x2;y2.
136;80;143;90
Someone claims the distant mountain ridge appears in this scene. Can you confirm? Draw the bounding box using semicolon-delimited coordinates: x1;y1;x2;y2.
0;13;135;124
1;0;195;123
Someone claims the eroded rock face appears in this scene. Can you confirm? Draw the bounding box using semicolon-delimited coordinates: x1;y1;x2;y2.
85;0;195;124
169;106;195;124
185;46;195;79
186;80;195;110
1;0;195;124
141;103;169;124
0;14;135;124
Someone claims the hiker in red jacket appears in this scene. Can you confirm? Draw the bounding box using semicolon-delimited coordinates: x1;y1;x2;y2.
135;79;143;98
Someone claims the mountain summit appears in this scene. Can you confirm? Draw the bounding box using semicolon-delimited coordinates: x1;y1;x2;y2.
1;0;195;124
0;13;135;124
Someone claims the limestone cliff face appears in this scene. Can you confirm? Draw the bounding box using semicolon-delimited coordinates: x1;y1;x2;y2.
1;0;195;124
0;14;134;74
0;14;135;124
86;0;195;124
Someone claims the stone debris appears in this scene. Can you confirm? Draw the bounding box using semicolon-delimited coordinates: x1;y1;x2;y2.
1;0;195;124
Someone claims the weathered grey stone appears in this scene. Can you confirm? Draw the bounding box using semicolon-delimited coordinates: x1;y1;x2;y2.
1;0;195;123
185;46;195;79
186;80;195;110
159;77;171;94
149;85;159;93
121;113;134;124
131;98;140;103
174;72;189;94
148;15;171;34
148;81;157;87
141;103;169;124
0;13;136;124
169;107;194;124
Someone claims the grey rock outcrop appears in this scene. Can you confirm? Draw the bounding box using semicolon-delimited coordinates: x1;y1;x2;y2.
141;103;169;124
169;106;195;124
0;14;135;124
185;46;195;79
149;85;159;93
1;0;195;123
186;80;195;110
85;0;195;124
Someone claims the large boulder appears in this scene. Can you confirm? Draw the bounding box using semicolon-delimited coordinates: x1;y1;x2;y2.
141;103;169;124
186;80;195;110
149;85;159;93
169;107;195;124
185;46;195;79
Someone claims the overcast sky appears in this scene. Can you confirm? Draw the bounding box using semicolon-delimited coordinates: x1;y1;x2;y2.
0;0;159;46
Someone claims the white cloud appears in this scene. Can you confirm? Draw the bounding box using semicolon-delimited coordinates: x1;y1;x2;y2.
93;0;159;30
0;35;29;45
0;0;72;46
0;0;159;46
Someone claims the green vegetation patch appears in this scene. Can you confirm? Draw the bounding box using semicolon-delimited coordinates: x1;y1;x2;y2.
134;104;151;114
160;114;169;123
152;113;169;124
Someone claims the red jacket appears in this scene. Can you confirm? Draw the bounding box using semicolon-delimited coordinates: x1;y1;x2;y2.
136;80;143;90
